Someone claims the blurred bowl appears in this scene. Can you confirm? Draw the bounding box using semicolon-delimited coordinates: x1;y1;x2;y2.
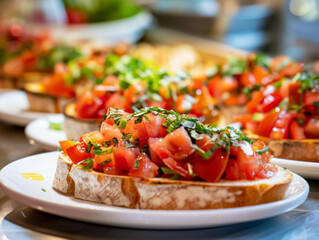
30;11;153;44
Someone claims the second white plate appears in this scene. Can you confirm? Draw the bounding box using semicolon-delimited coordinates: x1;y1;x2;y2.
25;114;66;151
0;91;56;126
272;158;319;179
0;152;309;230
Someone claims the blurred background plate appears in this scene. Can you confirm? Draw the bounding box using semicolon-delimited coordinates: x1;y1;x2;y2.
25;114;66;151
0;91;56;126
272;158;319;180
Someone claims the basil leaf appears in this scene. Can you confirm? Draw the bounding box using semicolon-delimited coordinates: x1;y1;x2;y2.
256;146;269;155
98;158;113;167
133;157;142;170
92;147;113;156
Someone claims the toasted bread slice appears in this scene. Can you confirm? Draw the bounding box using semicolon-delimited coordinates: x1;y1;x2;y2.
63;103;101;139
244;130;319;163
53;154;293;210
24;82;71;113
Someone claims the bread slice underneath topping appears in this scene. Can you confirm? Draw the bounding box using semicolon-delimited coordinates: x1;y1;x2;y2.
53;154;293;210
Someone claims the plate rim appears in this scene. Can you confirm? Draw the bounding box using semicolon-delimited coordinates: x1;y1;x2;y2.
25;114;65;151
0;152;309;229
0;90;55;126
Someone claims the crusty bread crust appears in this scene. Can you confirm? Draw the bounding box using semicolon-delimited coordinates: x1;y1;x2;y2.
24;82;71;113
244;130;319;163
63;103;101;139
53;154;293;210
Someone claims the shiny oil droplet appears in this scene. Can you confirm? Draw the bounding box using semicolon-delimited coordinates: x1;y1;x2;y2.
21;173;44;181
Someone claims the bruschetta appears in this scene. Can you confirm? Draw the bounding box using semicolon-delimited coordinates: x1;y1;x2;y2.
63;54;219;139
235;72;319;162
53;107;292;210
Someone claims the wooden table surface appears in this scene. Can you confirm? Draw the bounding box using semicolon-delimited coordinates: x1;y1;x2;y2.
0;120;319;240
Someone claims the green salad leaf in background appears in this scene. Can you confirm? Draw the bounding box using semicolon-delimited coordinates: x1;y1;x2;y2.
63;0;142;24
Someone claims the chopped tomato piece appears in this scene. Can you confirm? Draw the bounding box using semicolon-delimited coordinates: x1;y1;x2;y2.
246;91;263;113
255;111;280;137
113;147;140;171
59;140;77;154
290;120;306;140
258;93;283;113
303;92;319;106
162;157;190;177
175;95;192;114
129;155;158;179
240;72;256;86
100;122;123;141
191;147;229;182
252;65;269;84
81;131;105;145
288;82;302;106
234;114;252;128
75;90;104;119
143;114;167;139
304;118;319;138
66;142;92;164
269;111;294;139
104;93;125;111
255;164;277;178
93;153;114;171
149;127;194;161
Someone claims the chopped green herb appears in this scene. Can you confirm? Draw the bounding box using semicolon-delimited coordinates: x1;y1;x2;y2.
98;158;113;167
160;167;181;180
76;158;93;170
41;188;46;192
48;122;63;131
313;101;319;113
256;146;269;155
133;157;142;170
187;163;196;177
102;138;118;147
92;147;113;156
58;147;62;152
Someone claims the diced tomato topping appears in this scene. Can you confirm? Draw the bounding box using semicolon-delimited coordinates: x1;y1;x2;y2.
75;90;104;119
113;147;140;171
163;157;190;177
252;65;269;84
129;155;158;179
290;120;306;140
149;127;194;161
104;93;125;111
269;111;294;139
191;147;229;182
288;82;302;106
246;91;263;113
100;122;123;141
93;153;114;171
304;118;319;138
59;140;77;154
81;131;105;145
255;111;280;137
66;142;92;164
143;114;167;139
258;93;283;113
303;92;319;106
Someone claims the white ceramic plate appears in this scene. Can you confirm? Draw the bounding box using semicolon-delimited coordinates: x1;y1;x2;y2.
0;91;56;126
272;158;319;180
31;12;152;44
0;152;309;229
25;114;66;151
